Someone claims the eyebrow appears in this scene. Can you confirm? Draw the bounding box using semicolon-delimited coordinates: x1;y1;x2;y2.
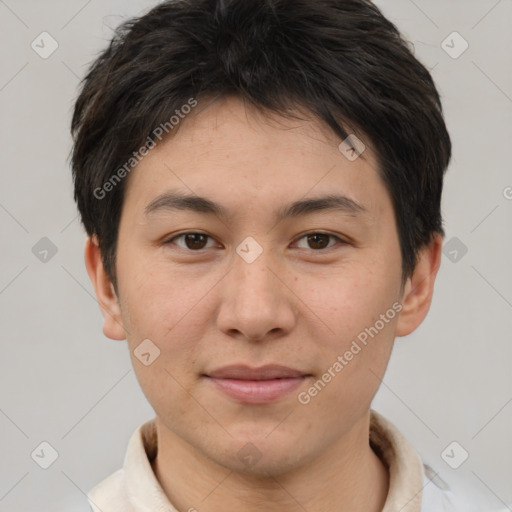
144;192;366;222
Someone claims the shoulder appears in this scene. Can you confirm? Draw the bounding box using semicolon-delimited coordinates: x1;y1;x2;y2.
86;418;160;512
420;464;510;512
87;468;134;512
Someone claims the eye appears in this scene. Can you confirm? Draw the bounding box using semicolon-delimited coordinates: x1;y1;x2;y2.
165;232;218;251
293;232;344;250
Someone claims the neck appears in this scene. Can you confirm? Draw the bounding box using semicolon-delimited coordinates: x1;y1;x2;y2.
151;412;389;512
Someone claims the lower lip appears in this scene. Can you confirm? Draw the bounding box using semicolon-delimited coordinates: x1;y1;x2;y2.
206;376;307;404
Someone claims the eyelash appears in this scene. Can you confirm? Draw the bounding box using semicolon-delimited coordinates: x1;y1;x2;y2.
163;231;347;252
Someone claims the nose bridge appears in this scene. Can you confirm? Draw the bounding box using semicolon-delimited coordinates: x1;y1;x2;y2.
216;244;295;340
232;247;279;310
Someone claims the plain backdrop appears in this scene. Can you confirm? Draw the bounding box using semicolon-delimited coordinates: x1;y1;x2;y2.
0;0;511;510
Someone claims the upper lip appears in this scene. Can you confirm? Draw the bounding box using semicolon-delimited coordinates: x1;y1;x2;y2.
205;364;309;380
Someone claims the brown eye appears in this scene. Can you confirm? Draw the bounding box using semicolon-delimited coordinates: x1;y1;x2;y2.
307;233;331;249
166;232;216;250
184;233;208;250
294;232;341;250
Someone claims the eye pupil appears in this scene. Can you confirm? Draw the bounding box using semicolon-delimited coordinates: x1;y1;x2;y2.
308;234;329;249
185;233;207;250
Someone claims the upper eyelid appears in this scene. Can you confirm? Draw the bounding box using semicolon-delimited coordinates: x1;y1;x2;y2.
167;232;218;247
166;231;345;248
292;232;345;249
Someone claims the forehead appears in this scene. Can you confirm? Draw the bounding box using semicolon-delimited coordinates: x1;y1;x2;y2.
159;96;371;164
121;96;389;220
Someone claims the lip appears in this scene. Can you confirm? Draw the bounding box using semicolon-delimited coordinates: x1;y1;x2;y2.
204;364;310;404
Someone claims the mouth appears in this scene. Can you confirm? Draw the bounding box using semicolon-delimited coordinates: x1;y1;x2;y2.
203;364;311;404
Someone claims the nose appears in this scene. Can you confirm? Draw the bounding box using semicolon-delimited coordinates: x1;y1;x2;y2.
215;250;297;342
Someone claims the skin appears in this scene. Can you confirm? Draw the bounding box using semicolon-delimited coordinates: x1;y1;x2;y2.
85;95;442;512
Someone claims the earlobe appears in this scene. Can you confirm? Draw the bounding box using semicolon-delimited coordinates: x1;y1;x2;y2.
395;234;443;337
84;235;127;341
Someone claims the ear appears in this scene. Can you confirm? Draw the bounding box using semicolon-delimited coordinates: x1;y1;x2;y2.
84;235;127;340
395;233;443;337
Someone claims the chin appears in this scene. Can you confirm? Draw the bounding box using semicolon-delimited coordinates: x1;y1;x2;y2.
225;450;306;479
210;434;309;478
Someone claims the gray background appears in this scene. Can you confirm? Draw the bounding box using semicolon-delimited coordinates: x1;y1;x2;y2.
0;0;511;510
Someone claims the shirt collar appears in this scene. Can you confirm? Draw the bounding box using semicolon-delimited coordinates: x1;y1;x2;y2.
118;410;425;511
370;410;424;512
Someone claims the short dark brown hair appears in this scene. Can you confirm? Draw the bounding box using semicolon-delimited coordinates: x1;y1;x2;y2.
71;0;451;291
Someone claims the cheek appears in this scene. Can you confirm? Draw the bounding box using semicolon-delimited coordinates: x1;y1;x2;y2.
119;260;208;412
132;359;204;436
295;257;400;348
297;275;398;422
119;252;204;328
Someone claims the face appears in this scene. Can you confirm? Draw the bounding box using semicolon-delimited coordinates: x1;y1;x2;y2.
89;96;436;476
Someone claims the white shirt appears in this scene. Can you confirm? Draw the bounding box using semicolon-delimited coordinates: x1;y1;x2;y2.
87;410;508;512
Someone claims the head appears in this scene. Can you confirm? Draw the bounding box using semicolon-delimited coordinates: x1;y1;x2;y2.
72;0;450;476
